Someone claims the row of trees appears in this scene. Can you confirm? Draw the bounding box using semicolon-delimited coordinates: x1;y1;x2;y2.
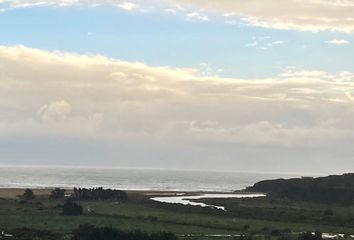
21;187;127;202
72;187;128;201
22;188;83;216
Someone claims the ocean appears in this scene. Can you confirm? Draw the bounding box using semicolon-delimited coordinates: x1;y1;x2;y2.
0;166;308;192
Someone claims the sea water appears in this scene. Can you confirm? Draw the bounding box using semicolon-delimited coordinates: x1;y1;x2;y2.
0;166;306;191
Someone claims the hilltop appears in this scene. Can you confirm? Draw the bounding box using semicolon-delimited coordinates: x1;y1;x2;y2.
247;173;354;204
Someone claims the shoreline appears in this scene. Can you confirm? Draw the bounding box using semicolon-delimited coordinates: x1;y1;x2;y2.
0;187;259;199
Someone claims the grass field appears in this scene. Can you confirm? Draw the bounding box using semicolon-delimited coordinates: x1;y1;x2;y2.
1;190;354;239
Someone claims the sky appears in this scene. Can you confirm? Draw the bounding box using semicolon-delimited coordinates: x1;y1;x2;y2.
0;0;354;174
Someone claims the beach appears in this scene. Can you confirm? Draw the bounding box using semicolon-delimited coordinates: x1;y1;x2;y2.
0;188;53;199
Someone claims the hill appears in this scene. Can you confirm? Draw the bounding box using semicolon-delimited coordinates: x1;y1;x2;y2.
247;173;354;204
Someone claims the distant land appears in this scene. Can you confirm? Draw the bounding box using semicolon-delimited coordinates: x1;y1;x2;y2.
247;173;354;204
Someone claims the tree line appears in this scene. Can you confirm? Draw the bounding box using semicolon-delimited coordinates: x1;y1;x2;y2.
21;187;128;202
72;187;128;201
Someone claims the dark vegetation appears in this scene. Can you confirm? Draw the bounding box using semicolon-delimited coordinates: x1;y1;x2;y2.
50;188;66;199
62;198;83;216
2;225;177;240
193;196;354;228
2;228;62;240
72;187;128;202
298;232;323;240
192;174;354;229
247;174;354;204
72;224;177;240
23;189;35;201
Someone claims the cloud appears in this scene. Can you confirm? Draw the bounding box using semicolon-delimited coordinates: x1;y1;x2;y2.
326;39;350;45
187;11;209;21
1;45;354;143
176;0;354;32
246;37;284;50
1;1;354;32
116;1;138;11
224;20;237;25
0;0;141;11
1;45;354;171
268;40;284;46
37;100;72;122
246;42;258;47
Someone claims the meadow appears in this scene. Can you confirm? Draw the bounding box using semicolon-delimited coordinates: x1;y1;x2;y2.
0;190;353;239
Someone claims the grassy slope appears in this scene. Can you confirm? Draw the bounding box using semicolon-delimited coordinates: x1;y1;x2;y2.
194;197;354;229
1;195;354;236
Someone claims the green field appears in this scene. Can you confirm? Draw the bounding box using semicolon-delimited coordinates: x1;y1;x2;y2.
1;191;354;239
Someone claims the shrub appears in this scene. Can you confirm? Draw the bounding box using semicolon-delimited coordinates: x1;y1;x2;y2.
23;189;35;201
10;227;61;240
324;208;334;216
62;199;83;216
49;188;66;199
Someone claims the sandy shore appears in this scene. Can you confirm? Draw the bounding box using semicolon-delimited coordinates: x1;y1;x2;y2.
0;188;214;199
0;188;57;199
0;188;188;199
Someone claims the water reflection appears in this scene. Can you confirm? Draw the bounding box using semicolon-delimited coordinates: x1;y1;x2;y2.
151;193;266;210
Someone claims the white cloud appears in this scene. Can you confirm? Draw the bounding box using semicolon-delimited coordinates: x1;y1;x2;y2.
267;40;284;46
197;63;223;76
1;45;354;144
164;8;177;14
37;100;72;122
1;45;354;171
223;12;235;17
187;11;209;21
224;20;237;25
246;37;284;50
176;0;354;32
1;1;354;32
0;0;141;11
246;41;258;47
116;1;138;11
326;39;350;45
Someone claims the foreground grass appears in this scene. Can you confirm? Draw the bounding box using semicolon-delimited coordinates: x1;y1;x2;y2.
0;198;239;235
0;194;354;238
80;201;354;234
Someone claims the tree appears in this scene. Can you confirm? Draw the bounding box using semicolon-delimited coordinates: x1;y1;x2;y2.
72;187;128;202
62;199;83;216
23;189;35;201
49;188;65;199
